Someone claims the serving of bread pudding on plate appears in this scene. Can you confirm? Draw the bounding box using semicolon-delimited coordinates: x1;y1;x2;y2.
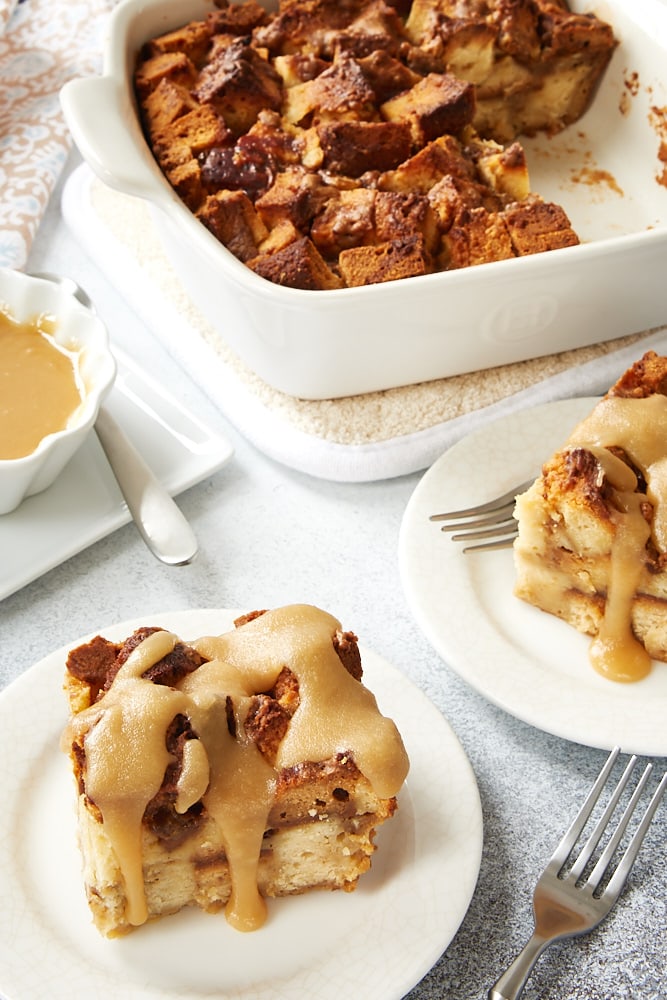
134;0;616;290
61;604;409;937
513;352;667;684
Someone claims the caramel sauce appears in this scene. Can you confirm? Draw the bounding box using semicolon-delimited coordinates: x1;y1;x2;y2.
567;396;667;681
63;606;409;932
0;310;83;460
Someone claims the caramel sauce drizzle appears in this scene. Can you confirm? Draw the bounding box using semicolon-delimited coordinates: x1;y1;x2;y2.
566;395;667;682
64;605;409;931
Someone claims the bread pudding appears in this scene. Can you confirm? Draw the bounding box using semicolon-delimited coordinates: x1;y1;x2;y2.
514;352;667;684
61;604;409;936
134;0;616;290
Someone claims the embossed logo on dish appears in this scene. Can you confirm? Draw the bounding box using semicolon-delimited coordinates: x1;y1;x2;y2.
481;297;558;343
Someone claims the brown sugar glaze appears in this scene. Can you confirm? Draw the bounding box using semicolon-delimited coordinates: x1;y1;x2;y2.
566;395;667;682
63;605;410;931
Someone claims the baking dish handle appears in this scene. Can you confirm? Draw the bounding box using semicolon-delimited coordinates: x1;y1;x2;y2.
60;76;164;204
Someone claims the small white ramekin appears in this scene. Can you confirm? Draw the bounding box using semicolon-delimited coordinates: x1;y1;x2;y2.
0;269;116;514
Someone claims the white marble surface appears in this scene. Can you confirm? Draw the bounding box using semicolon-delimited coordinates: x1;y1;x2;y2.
2;150;666;1000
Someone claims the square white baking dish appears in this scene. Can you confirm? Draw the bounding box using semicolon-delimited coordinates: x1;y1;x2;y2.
60;0;667;400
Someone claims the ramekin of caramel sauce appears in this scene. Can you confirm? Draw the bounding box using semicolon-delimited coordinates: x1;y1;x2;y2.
0;268;115;514
0;310;85;460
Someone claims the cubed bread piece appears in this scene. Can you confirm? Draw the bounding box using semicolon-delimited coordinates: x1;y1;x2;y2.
317;119;413;175
379;134;475;195
427;173;501;232
193;37;283;135
273;53;329;87
197;190;269;262
164;157;205;211
502;196;579;255
153;104;231;160
141;78;199;136
311;188;377;256
143;20;212;65
206;0;270;37
374;190;440;252
441;206;515;268
356;49;421;103
339;234;432;285
253;0;373;59
258;217;302;255
282;55;377;126
134;51;197;99
381;72;476;144
255;166;330;229
473;139;530;202
249;236;344;289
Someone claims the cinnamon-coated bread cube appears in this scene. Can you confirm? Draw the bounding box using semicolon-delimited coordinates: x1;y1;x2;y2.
143;20;212;65
380;134;475;195
502;196;579;255
249;236;344;289
317;120;413;175
283;55;377;126
474;139;531;202
310;188;376;257
141;78;198;136
381;72;476;144
427;173;502;232
255;166;330;229
374;190;440;253
193;37;283;135
356;49;421;103
206;0;270;37
135;51;196;99
153;104;231;159
196;190;269;262
338;234;432;285
441;206;515;268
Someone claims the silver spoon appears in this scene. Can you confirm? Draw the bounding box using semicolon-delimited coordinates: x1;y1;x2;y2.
32;272;198;566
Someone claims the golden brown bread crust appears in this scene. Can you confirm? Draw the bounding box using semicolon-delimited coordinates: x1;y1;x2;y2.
134;0;616;289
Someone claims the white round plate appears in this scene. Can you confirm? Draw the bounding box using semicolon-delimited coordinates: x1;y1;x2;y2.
0;609;482;1000
399;398;667;758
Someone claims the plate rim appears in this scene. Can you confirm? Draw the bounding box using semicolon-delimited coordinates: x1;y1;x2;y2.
399;397;667;757
0;607;483;1000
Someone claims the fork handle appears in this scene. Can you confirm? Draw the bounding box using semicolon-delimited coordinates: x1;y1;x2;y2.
488;932;551;1000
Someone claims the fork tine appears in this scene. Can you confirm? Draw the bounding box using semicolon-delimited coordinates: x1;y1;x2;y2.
546;747;621;876
450;521;517;542
429;478;534;522
461;535;518;553
603;770;667;900
438;505;516;533
568;754;638;882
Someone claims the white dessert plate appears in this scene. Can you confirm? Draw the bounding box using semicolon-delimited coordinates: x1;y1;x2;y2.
0;609;483;1000
0;350;233;601
399;397;667;758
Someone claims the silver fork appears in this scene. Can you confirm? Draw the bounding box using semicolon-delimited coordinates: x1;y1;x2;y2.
430;478;534;552
489;747;667;1000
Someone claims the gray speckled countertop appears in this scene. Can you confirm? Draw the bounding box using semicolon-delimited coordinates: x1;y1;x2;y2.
1;154;665;1000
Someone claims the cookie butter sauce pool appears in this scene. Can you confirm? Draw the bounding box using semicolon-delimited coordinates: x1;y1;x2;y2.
0;309;84;459
61;605;410;932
